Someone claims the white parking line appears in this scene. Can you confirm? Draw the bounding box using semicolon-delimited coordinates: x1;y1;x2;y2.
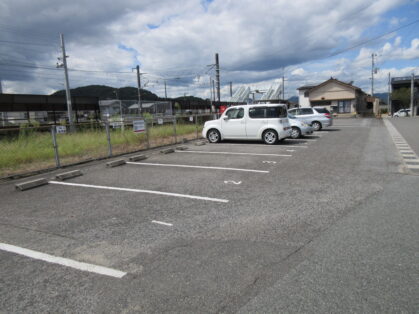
0;243;127;278
176;150;292;157
152;220;173;227
127;162;269;173
211;143;308;148
49;181;228;203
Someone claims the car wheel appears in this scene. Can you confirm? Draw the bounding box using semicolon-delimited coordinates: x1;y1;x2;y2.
262;129;278;145
207;129;221;143
290;127;301;139
312;121;322;131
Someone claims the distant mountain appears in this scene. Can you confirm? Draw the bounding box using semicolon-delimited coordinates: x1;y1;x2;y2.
374;93;389;104
51;85;160;101
287;96;298;103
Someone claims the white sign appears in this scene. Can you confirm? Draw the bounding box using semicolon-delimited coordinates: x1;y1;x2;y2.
157;118;163;125
133;120;145;133
189;116;194;122
56;126;67;134
111;122;122;128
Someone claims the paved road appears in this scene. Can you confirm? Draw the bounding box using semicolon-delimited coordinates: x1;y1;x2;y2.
0;118;417;313
388;117;419;156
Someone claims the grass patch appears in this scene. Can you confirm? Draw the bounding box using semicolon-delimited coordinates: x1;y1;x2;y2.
0;123;204;177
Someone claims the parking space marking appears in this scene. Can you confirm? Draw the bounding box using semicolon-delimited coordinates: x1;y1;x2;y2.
287;139;317;142
384;119;419;174
0;243;127;278
151;220;173;227
49;181;229;203
286;150;295;152
224;180;242;185
176;150;292;157
127;162;269;173
262;161;277;164
210;143;308;148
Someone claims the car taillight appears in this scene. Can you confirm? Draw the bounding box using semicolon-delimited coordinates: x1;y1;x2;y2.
324;113;331;119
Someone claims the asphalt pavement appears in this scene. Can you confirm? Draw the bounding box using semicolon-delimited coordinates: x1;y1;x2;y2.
0;118;417;313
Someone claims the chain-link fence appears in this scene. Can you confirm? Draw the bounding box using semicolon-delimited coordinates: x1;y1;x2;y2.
0;114;217;178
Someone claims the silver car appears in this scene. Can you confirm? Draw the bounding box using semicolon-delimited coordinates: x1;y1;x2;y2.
288;114;314;139
287;107;333;131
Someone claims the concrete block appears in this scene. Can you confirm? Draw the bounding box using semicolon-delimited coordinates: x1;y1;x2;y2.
15;178;48;191
176;146;189;151
106;159;126;168
55;170;83;181
194;141;206;146
129;154;148;162
160;148;175;154
182;138;188;143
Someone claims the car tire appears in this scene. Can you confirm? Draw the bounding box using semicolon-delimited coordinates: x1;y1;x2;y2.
312;121;322;131
290;127;301;139
262;129;278;145
207;129;221;143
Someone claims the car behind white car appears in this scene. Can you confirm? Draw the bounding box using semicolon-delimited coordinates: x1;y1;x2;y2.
202;104;291;144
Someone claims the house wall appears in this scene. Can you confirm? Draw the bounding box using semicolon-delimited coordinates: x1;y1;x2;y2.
309;81;356;101
298;90;311;107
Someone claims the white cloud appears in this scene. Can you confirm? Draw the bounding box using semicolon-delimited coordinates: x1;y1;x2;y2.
0;0;413;99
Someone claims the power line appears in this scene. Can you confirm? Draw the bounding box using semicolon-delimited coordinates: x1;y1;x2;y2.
0;39;58;48
325;18;419;59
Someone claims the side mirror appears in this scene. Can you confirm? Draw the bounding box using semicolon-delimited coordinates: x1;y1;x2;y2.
223;116;229;120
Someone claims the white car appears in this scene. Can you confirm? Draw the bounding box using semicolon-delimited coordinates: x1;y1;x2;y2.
287;107;333;131
202;104;291;144
393;109;410;117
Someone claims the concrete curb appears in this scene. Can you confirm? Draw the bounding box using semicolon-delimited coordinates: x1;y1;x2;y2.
176;146;189;151
106;159;126;168
15;178;48;191
160;148;175;154
128;154;148;162
55;170;83;181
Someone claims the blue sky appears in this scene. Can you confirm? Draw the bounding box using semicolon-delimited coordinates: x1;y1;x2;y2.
0;0;418;98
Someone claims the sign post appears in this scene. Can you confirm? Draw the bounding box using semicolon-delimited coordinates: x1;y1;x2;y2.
133;120;145;133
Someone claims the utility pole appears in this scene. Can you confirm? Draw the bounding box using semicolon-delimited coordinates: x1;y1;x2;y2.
215;53;220;102
282;68;285;100
135;65;142;115
0;79;3;93
59;33;75;132
209;77;214;113
410;73;415;116
212;79;216;102
164;80;167;99
371;53;377;97
229;82;233;97
387;73;391;115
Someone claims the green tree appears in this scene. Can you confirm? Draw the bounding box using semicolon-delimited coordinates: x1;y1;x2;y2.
392;87;411;108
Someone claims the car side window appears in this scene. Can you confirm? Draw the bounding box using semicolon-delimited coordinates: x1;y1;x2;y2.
290;109;300;115
300;108;313;115
249;107;266;118
225;108;244;119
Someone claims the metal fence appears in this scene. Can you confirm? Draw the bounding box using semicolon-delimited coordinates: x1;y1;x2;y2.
0;114;217;179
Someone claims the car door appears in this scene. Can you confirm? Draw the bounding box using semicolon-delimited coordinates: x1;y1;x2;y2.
221;107;246;138
246;106;266;138
297;108;315;123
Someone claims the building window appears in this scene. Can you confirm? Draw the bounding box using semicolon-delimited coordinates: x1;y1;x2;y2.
338;100;351;113
304;91;309;97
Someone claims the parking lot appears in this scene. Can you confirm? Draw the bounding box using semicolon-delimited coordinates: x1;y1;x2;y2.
1;118;418;313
